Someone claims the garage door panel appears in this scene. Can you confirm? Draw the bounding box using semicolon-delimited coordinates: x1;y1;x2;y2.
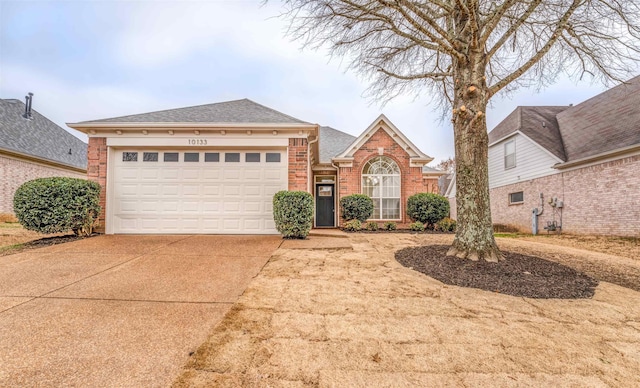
182;169;200;180
140;168;159;180
162;185;180;196
112;149;287;234
182;184;200;196
161;169;180;180
224;185;241;196
119;168;139;181
244;201;262;213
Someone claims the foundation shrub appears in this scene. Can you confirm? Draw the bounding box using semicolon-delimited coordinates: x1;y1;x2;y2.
406;193;450;228
384;221;397;231
366;221;379;231
13;177;101;236
437;217;457;232
343;219;362;232
273;191;313;239
409;221;425;232
340;194;374;222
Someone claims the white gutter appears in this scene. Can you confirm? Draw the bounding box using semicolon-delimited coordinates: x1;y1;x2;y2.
553;143;640;169
68;122;318;132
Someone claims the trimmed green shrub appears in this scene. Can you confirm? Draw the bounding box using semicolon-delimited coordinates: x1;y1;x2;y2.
437;217;457;232
366;221;379;231
409;221;425;232
273;191;313;239
384;221;397;231
340;194;374;222
406;193;450;228
343;219;362;232
13;177;101;236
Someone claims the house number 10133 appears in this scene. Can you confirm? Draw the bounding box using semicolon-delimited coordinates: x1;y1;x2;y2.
188;139;207;145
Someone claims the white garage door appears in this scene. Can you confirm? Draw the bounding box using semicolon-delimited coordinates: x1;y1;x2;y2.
111;149;288;234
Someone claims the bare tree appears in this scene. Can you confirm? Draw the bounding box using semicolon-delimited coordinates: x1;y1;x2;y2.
436;157;456;173
278;0;640;262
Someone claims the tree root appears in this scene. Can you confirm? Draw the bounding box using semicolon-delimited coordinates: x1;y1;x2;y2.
447;245;503;262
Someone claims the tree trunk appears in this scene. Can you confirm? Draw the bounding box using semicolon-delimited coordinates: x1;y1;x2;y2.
447;7;502;262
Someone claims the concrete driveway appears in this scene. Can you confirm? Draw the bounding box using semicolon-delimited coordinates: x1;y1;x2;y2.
0;235;281;387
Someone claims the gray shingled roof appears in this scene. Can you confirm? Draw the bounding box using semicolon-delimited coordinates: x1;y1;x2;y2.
319;126;356;163
0;99;87;170
556;75;640;161
78;98;310;124
488;106;569;161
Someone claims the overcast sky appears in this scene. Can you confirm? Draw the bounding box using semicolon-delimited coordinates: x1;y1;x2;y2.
0;0;612;165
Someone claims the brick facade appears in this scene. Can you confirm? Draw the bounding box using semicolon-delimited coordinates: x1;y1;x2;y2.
87;137;108;232
0;153;85;214
336;128;438;226
489;154;640;236
288;138;309;191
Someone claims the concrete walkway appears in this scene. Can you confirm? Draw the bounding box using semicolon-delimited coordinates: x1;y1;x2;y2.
175;233;640;387
0;235;281;387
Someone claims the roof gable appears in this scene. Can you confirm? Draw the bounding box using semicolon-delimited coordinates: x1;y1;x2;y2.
334;114;433;164
75;99;310;125
489;106;568;161
0;99;87;170
556;76;640;162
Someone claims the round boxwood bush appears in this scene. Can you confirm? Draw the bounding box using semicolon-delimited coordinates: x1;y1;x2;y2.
406;193;450;228
273;190;313;239
340;194;373;222
13;177;101;236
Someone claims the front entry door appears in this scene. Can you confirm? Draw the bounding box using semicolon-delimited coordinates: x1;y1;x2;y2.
315;184;335;227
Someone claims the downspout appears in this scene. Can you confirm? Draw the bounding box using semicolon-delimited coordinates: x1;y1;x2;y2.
331;161;340;228
307;134;319;193
307;134;319;228
532;193;544;235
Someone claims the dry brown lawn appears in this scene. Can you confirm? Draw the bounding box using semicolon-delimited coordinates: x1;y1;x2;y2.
0;223;43;247
511;234;640;262
173;233;640;387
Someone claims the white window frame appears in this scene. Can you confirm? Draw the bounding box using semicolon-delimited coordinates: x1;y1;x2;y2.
361;156;401;220
504;139;516;169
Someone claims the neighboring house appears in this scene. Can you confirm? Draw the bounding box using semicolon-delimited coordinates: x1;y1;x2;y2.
479;76;640;236
0;95;88;215
68;99;444;234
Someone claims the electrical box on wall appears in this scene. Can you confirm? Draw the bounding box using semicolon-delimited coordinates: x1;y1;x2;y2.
556;201;564;208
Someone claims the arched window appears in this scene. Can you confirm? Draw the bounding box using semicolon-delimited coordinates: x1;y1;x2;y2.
362;156;401;220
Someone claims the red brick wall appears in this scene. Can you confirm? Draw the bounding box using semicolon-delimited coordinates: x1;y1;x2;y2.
489;154;640;236
288;138;309;191
87;137;108;232
337;128;438;226
0;154;85;214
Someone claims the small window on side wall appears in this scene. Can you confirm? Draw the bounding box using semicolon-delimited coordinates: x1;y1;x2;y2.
504;140;516;169
509;191;524;204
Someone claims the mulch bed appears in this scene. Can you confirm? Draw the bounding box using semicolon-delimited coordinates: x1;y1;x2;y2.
396;245;598;299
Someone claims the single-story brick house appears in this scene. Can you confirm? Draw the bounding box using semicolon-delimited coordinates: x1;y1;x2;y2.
448;76;640;236
0;95;87;215
68;99;444;234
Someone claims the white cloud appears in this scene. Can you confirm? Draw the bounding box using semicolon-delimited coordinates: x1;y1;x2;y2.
0;63;162;141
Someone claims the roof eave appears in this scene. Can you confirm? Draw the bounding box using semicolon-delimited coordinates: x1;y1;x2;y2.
0;147;87;173
67;122;319;133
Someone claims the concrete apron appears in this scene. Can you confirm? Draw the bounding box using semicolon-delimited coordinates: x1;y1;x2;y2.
0;234;281;387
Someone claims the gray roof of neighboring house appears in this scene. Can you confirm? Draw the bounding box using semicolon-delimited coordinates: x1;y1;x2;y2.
422;165;445;174
488;106;569;161
78;98;310;124
556;75;640;161
0;99;87;170
319;126;356;163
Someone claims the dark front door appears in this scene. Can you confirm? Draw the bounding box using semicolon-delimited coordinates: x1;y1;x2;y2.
315;184;335;227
